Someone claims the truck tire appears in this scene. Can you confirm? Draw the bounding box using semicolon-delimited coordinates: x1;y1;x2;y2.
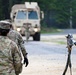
33;32;40;41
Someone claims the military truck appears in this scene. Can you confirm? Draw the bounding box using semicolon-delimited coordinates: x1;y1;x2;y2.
10;2;44;41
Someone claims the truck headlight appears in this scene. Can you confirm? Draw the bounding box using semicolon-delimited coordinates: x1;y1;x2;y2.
34;28;38;32
17;28;21;32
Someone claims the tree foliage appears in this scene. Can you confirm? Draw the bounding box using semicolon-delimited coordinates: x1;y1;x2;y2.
0;0;76;28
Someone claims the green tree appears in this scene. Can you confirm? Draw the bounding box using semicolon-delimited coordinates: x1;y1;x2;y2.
0;0;76;28
0;0;3;20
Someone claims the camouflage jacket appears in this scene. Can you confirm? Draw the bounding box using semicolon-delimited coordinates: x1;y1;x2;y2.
0;36;22;75
7;30;27;58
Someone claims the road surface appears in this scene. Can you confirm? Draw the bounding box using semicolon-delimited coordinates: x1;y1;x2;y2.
20;33;76;75
20;29;76;75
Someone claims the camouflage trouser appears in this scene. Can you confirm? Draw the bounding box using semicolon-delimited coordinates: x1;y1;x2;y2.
0;70;16;75
15;63;23;75
0;72;16;75
15;72;19;75
25;31;30;42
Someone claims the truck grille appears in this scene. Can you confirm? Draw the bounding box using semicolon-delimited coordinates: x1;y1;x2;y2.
23;23;31;28
23;23;31;25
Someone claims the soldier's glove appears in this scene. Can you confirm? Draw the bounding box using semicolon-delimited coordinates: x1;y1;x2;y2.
24;57;29;67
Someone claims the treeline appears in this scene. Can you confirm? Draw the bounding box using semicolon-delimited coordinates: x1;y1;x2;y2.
0;0;76;28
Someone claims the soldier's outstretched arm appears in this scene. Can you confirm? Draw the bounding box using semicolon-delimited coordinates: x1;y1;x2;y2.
17;32;29;67
18;32;27;56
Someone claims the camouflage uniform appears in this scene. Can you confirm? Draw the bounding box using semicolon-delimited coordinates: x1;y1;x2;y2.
7;30;27;58
0;21;22;75
0;35;22;75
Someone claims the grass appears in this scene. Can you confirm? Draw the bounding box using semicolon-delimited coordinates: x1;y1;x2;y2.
52;40;66;44
41;39;66;45
41;27;62;34
41;27;66;45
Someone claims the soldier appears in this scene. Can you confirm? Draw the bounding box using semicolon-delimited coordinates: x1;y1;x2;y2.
0;21;22;75
7;21;29;67
62;34;76;75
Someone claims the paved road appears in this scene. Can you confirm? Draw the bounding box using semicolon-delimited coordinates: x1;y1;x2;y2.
20;29;76;75
20;40;76;75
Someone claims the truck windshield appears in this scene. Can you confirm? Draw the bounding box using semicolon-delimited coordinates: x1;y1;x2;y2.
28;11;38;19
16;11;27;19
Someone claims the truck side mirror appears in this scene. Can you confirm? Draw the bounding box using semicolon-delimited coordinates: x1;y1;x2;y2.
40;11;44;20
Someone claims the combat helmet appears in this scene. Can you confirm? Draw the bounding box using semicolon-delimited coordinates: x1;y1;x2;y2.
0;20;11;29
66;33;73;38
